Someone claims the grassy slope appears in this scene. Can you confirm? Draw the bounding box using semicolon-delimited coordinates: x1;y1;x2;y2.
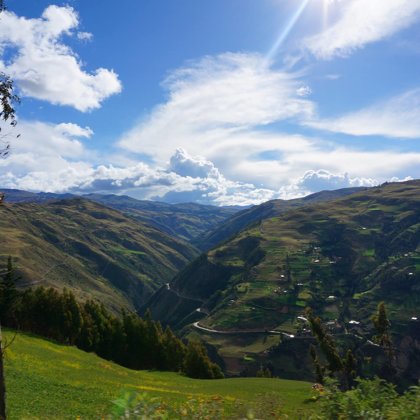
146;181;420;375
4;330;315;419
0;198;198;312
76;193;240;243
2;189;240;243
195;187;365;251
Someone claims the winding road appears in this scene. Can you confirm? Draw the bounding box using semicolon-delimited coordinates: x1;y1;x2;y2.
192;321;296;338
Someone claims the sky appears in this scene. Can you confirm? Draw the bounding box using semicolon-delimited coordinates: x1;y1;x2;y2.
0;0;420;206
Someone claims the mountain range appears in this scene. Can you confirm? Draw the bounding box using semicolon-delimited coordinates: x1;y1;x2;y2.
1;182;419;380
143;180;420;378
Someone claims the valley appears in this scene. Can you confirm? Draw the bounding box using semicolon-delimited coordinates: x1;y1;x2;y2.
144;181;420;379
0;180;419;416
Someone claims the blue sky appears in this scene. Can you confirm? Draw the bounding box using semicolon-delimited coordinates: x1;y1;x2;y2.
1;0;420;205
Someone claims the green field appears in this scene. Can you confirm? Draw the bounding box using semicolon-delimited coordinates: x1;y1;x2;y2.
4;331;316;419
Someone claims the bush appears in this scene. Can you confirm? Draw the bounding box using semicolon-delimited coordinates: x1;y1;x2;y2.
318;378;420;419
111;392;225;419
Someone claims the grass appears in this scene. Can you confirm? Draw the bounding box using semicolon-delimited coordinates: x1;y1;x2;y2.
0;199;199;313
4;330;316;419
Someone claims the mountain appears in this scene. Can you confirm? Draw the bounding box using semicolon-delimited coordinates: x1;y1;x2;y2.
0;198;198;312
144;181;420;378
0;188;75;203
83;193;241;242
195;187;366;251
0;189;241;242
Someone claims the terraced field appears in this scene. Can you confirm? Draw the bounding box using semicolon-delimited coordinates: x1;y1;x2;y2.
146;181;420;377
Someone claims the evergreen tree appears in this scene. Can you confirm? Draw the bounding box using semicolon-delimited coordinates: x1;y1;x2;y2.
183;340;223;379
306;309;343;374
343;349;357;389
372;302;391;346
0;256;18;324
309;344;325;384
60;289;82;345
161;326;185;371
372;302;395;380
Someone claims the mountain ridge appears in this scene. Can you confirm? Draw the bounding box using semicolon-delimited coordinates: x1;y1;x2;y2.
0;197;198;312
144;180;420;378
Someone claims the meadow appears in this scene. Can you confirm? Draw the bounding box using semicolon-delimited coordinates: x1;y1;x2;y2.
3;330;316;418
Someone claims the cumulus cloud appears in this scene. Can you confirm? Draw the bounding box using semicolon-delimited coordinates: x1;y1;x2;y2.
305;0;420;59
307;89;420;139
1;118;419;205
0;128;275;206
0;5;121;111
113;51;420;201
169;148;220;178
278;170;377;199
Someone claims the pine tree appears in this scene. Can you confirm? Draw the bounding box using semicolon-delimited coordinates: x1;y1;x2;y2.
183;340;223;379
372;302;391;345
306;309;343;374
372;302;395;380
343;349;357;389
161;326;185;371
0;256;18;324
309;344;325;384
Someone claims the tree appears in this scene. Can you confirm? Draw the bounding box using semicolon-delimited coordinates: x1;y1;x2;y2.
183;340;223;379
0;1;20;159
306;308;343;374
306;308;360;390
343;349;357;389
372;302;395;380
0;256;18;324
372;302;391;345
309;343;325;384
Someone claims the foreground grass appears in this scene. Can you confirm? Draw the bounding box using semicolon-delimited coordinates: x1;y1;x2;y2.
4;331;316;419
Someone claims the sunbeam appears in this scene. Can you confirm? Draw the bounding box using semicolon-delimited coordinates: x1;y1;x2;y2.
265;0;311;62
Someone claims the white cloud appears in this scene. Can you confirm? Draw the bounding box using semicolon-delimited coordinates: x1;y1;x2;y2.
307;89;420;139
77;31;93;41
278;169;417;199
0;129;275;206
305;0;420;59
0;5;121;111
325;74;341;80
114;52;420;202
55;123;93;138
296;85;312;97
1;45;419;206
279;169;377;198
118;52;315;160
3;120;419;205
169;148;220;178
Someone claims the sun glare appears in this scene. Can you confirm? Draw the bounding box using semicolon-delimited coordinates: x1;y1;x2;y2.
265;0;311;62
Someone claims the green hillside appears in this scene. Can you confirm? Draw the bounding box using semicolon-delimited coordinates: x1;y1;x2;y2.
4;330;315;419
2;189;240;243
145;181;420;378
84;193;240;242
195;187;365;251
0;198;198;312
